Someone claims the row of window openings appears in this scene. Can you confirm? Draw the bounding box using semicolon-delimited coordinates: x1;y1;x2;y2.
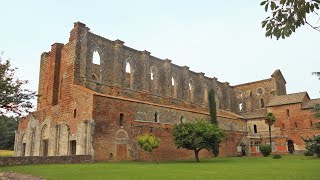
253;121;314;133
119;113;185;127
93;52;204;99
238;99;265;111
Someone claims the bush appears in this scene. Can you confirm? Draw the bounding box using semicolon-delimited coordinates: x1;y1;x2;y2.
304;134;320;157
273;154;282;159
259;144;271;157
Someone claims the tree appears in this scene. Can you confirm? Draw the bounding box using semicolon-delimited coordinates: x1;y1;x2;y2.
172;121;224;162
208;90;218;125
312;104;320;119
303;134;320;157
0;53;36;116
265;112;276;150
208;89;219;157
137;134;160;162
0;115;18;150
313;72;320;80
260;0;320;39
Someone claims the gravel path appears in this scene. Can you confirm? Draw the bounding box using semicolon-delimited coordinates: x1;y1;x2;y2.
0;172;44;180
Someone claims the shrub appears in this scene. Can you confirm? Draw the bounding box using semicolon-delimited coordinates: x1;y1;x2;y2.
303;134;320;157
137;134;160;162
273;154;282;159
259;144;271;157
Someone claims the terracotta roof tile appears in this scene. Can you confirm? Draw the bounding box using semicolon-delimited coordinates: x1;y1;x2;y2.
302;98;320;109
267;92;307;107
241;108;267;119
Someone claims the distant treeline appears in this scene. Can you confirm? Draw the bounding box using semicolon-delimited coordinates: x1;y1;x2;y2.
0;115;18;150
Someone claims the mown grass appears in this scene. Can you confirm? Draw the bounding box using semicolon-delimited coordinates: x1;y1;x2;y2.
0;150;14;157
0;155;319;180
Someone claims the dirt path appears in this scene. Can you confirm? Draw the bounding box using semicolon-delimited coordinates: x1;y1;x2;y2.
0;172;43;180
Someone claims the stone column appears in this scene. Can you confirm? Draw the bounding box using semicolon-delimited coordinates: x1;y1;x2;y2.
140;50;150;92
163;59;172;97
113;40;125;86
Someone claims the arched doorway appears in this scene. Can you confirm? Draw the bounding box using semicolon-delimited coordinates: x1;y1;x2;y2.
115;130;129;160
287;140;294;154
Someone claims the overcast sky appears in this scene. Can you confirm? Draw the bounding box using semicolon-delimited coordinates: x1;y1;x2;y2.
1;1;319;100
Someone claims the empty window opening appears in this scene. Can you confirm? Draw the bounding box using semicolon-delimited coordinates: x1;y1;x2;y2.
42;139;49;156
109;153;114;160
22;143;26;157
70;140;76;156
295;122;298;128
74;109;77;118
253;124;257;133
189;80;192;91
286;109;290;117
260;99;265;108
120;113;124;127
125;62;131;73
150;67;154;80
310;121;313;127
180;116;185;124
154;112;159;123
239;103;243;111
92;51;100;65
149;126;154;133
171;77;175;86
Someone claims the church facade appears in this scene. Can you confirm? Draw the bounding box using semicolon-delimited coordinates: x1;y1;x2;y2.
14;22;320;161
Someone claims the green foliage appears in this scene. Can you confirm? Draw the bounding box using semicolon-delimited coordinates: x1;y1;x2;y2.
259;144;271;157
172;121;224;162
312;104;320;119
273;154;282;159
208;89;219;157
0;115;18;150
208;89;217;125
0;53;36;116
313;72;320;80
303;134;320;157
265;112;276;126
260;0;320;39
137;134;160;153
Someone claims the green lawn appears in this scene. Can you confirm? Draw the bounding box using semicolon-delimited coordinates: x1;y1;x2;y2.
0;155;319;180
0;150;14;157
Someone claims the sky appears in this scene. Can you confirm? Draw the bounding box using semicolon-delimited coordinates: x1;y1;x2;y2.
1;1;319;100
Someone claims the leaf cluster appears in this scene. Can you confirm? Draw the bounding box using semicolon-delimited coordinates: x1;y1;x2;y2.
0;115;18;150
312;104;320;119
172;121;224;152
137;134;160;153
0;54;36;116
208;89;218;125
261;0;320;39
265;112;276;126
303;134;320;157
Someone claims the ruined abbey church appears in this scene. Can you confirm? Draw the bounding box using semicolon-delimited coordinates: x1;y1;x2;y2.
14;22;320;161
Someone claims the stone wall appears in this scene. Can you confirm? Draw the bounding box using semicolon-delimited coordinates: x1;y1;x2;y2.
0;155;93;166
92;93;247;161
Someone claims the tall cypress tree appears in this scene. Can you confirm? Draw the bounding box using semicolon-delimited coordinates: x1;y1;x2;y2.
208;89;219;157
208;89;218;125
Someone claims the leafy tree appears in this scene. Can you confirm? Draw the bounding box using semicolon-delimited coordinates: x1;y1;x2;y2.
208;89;219;157
172;121;224;162
265;112;276;149
0;115;18;150
0;53;36;116
303;134;320;157
261;0;320;39
137;134;160;162
313;72;320;79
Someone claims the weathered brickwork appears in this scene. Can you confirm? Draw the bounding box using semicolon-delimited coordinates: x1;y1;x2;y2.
14;22;320;161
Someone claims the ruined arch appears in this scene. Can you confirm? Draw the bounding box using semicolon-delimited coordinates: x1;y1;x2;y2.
150;66;158;94
40;124;49;156
115;129;129;160
189;79;194;102
124;58;135;89
89;46;105;82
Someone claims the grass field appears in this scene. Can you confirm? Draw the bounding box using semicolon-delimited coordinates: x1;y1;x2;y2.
0;150;14;157
0;155;319;180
